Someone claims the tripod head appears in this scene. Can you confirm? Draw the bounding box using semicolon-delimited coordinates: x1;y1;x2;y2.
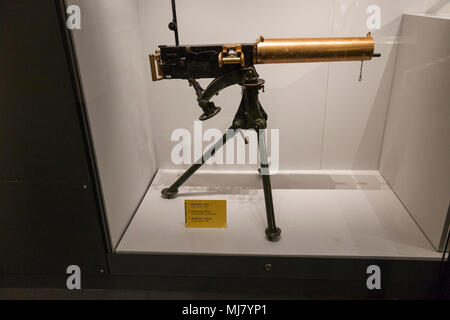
188;67;264;122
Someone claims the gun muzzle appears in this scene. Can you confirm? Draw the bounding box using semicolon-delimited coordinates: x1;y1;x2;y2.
254;33;375;64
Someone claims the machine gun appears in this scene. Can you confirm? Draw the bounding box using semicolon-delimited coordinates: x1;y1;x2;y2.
149;1;380;241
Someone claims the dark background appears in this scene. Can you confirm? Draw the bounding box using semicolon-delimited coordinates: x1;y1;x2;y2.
0;0;109;276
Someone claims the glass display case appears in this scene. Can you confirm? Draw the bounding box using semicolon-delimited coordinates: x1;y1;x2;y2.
66;0;449;295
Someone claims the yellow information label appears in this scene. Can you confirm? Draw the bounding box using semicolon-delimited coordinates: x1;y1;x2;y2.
185;200;227;228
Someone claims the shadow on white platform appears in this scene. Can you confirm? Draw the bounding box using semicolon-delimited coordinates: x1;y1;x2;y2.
117;169;441;260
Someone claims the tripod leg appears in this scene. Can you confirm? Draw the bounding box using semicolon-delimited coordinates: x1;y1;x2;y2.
162;127;238;198
258;130;281;241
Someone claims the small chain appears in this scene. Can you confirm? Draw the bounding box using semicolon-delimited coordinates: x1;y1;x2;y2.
358;61;364;82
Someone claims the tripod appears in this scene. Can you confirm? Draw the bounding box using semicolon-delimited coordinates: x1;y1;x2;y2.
161;67;281;241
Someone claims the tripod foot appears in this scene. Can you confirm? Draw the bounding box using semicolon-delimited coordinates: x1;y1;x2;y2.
161;188;179;199
265;227;281;242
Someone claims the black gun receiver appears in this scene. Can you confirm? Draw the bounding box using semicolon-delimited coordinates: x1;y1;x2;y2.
153;43;255;80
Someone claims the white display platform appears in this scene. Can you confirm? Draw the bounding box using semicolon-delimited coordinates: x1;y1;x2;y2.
117;169;441;260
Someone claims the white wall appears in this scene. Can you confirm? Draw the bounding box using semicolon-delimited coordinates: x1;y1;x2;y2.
322;0;450;169
69;0;158;249
138;0;450;171
380;14;450;250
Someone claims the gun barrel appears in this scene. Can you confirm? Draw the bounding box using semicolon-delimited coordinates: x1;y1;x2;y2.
255;34;374;64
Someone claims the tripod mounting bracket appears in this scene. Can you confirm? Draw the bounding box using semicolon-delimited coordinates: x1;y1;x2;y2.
191;67;261;121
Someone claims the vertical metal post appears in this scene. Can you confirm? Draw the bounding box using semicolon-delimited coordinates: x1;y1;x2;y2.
169;0;180;46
